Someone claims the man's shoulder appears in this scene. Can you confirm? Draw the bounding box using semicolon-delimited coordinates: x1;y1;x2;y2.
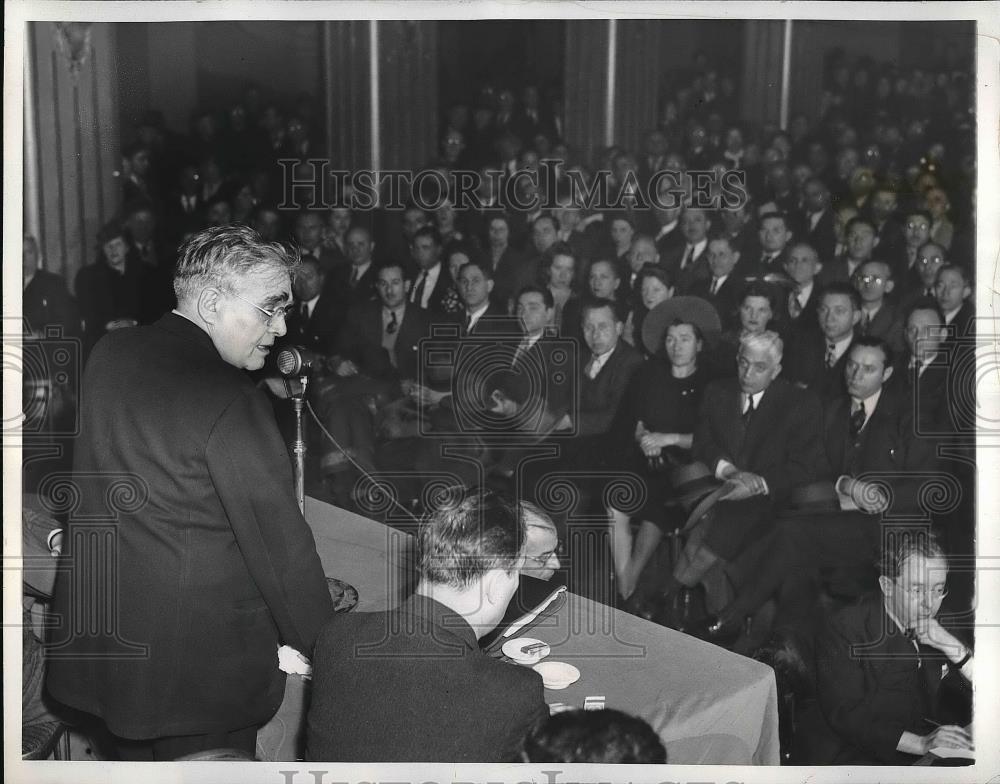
613;341;644;370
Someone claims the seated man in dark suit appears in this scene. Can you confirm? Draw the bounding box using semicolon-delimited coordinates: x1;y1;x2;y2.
280;256;342;356
662;207;712;295
934;263;974;341
668;331;824;621
408;225;453;316
783;282;861;400
306;487;548;762
703;336;941;638
327;225;379;309
311;262;430;487
818;216;876;287
457;259;510;336
23;234;78;337
815;533;973;764
690;235;748;332
894;299;954;434
783;241;823;332
854;259;904;353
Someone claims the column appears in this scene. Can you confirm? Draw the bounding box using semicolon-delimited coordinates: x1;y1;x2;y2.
28;22;120;288
740;20;785;131
563;20;612;162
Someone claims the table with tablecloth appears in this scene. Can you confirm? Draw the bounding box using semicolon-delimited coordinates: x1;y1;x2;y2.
257;496;779;765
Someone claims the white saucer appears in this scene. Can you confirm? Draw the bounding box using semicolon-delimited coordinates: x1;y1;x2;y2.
533;660;581;690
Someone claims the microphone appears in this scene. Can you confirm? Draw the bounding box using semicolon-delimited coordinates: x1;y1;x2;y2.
276;346;326;377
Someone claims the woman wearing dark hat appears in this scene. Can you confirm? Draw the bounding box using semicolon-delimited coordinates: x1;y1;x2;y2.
606;297;720;606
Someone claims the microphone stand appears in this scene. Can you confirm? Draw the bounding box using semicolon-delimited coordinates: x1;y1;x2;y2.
289;374;309;513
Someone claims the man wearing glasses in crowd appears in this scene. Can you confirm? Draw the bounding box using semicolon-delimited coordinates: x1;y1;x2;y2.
816;533;973;765
47;225;334;760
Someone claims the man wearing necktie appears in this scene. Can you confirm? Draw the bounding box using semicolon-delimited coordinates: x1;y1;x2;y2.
408;226;448;315
691;236;744;331
783;282;861;399
665;331;824;619
783;242;823;329
664;208;712;295
815;534;972;764
704;337;942;640
756;211;793;271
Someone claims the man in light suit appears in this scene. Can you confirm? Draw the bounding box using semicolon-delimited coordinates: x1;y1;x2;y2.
47;225;333;760
306;487;547;762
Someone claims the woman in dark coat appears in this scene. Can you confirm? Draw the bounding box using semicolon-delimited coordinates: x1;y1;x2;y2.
606;297;719;603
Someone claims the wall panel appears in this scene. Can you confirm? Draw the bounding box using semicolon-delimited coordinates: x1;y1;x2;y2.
29;22;120;288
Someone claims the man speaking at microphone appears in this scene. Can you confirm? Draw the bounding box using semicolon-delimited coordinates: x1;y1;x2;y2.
47;225;334;760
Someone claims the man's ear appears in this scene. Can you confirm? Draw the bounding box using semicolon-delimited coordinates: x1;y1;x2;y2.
851;309;862;327
198;288;222;325
878;575;893;596
483;567;515;607
772;361;782;379
404;279;412;295
884;279;895;295
486;279;495;294
814;261;824;274
882;365;894;385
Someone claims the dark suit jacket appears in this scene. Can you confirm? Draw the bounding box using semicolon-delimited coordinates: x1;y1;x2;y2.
491;246;528;310
513;333;575;417
329;262;379;309
859;302;904;353
806;208;837;262
463;304;517;338
47;313;333;738
410;263;453;315
662;242;711;295
653;222;686;258
577;340;644;436
782;330;851;400
816;598;949;764
282;290;344;356
74;258;165;356
945;302;974;341
306;594;547;762
822;386;937;514
891;351;955;435
23;269;79;336
337;301;430;382
694;376;824;508
689;274;744;332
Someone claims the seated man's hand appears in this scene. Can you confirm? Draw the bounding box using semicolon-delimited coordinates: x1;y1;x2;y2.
638;432;676;456
920;725;973;755
334;359;359;377
720;471;767;500
845;478;890;514
914;618;965;659
105;318;139;331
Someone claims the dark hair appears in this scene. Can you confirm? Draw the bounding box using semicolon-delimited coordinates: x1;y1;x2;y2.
417;486;525;587
412;225;443;247
818;281;862;311
375;260;408;281
879;529;946;581
532;213;560;232
522;708;667;764
740;281;779;312
637;264;674;291
457;258;493;281
936;263;971;286
667;316;705;344
517;284;554;309
580;296;624;324
122;141;149;161
850;334;894;370
903;208;933;225
758;211;791;231
844;215;877;236
901;296;945;326
96;220;126;246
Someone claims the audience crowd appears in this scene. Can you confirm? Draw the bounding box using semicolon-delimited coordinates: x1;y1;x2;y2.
22;46;977;764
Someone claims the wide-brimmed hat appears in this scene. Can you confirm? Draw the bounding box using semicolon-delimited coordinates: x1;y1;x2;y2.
669;462;723;510
642;296;722;355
